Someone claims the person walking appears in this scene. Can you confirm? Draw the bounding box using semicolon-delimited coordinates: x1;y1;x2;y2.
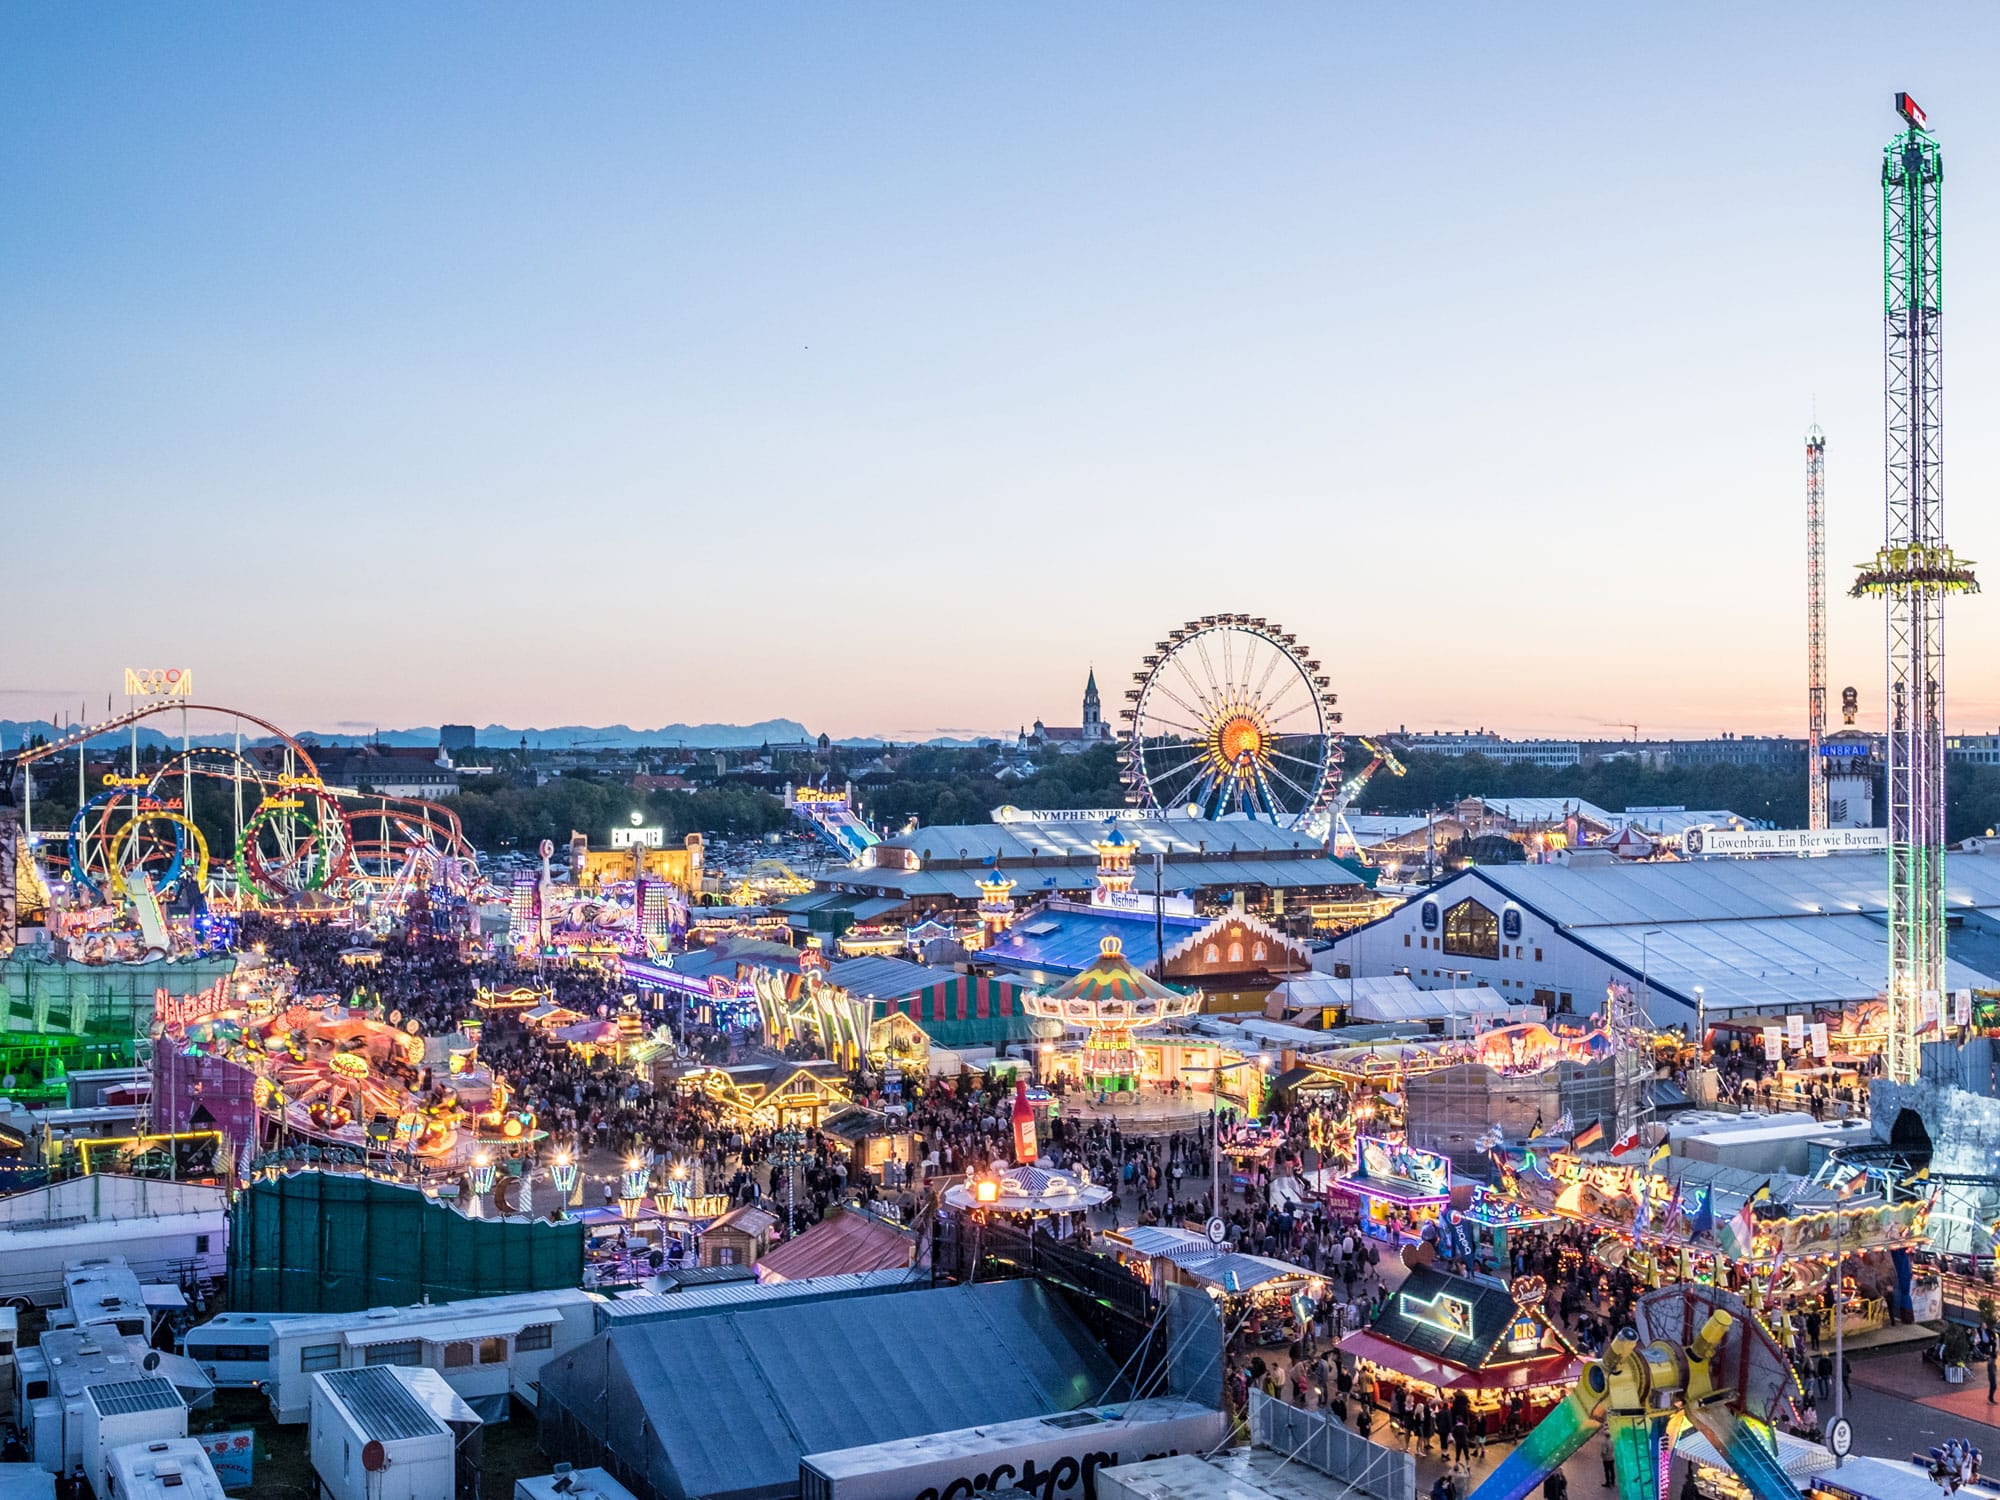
1985;1327;1998;1405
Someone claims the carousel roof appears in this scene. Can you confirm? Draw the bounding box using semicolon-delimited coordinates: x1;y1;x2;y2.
1047;936;1185;1006
939;1162;1111;1215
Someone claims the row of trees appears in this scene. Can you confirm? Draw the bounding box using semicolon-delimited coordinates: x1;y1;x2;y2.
450;777;789;850
854;745;1125;830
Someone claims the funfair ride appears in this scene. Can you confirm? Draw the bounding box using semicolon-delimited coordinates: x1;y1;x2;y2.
1469;1285;1804;1500
1121;614;1341;831
8;700;481;940
1850;94;1979;1083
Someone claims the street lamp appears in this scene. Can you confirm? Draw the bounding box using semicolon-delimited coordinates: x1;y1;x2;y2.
1209;1059;1256;1223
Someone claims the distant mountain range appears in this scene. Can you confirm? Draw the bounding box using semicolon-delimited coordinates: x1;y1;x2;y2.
0;718;998;754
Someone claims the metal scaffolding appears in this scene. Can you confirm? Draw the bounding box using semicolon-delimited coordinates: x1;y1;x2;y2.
1853;94;1979;1083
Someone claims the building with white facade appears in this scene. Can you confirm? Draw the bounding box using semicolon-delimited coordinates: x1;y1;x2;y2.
1322;849;2000;1029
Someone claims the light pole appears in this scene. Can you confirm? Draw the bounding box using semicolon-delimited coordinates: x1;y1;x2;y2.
1831;1200;1852;1464
1210;1059;1255;1224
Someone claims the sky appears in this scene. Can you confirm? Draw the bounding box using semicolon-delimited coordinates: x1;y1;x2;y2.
7;4;2000;742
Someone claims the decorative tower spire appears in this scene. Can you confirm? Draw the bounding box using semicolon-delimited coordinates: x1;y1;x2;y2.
1082;667;1103;738
1094;820;1135;898
976;868;1018;939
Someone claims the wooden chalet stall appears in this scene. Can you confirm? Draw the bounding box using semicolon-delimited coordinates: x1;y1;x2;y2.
1340;1266;1581;1436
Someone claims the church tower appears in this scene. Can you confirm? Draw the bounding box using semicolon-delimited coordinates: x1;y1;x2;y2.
1082;668;1103;740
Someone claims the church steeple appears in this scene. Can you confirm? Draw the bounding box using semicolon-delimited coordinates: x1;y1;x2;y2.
1082;667;1103;738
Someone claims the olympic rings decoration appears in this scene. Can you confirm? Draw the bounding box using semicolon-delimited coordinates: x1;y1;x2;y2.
108;811;210;898
235;788;350;903
68;789;186;900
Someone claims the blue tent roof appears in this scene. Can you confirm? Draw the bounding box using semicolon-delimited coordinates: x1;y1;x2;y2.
540;1279;1119;1500
983;902;1206;981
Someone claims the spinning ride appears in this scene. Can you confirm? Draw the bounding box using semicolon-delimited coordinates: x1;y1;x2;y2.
1021;935;1201;1092
1121;614;1341;829
1469;1284;1805;1500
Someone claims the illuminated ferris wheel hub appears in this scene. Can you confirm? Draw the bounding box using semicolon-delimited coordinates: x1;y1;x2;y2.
1121;613;1341;830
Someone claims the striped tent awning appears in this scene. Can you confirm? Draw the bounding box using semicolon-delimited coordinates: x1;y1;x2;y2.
876;974;1038;1050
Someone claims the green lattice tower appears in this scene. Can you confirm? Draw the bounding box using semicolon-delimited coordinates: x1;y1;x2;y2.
1853;96;1977;1083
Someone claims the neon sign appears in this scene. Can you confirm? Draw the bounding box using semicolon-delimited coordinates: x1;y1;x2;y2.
154;976;234;1032
1399;1287;1474;1337
1505;1316;1542;1355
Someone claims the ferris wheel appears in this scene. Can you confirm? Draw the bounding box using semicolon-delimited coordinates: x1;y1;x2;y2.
1120;614;1342;830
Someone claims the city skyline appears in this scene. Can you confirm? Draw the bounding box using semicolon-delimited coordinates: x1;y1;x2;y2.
10;6;2000;739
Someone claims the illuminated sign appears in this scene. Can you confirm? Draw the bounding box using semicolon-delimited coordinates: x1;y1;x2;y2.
123;668;192;698
1686;826;1887;857
1505;1315;1543;1355
991;805;1164;824
1399;1287;1474;1337
101;774;149;788
791;787;848;805
1359;1135;1451;1197
609;826;665;849
154;976;234;1032
1897;92;1927;131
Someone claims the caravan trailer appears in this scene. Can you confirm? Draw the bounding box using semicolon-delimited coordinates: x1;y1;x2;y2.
178;1313;307;1391
189;1288;601;1424
0;1179;225;1310
102;1439;227;1500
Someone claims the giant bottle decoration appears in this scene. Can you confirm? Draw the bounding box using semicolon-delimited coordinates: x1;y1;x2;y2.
1012;1078;1039;1165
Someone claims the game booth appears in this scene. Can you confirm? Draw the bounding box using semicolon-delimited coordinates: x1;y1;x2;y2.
1339;1265;1582;1437
1334;1136;1452;1243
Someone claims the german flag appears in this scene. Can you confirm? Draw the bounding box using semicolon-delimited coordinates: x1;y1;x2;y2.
1572;1119;1605;1151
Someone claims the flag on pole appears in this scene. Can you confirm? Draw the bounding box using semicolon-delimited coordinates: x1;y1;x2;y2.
1649;1141;1671;1169
1689;1188;1715;1239
1610;1130;1642;1157
1717;1196;1759;1260
1632;1175;1653;1239
1836;1165;1868;1198
1572;1119;1606;1151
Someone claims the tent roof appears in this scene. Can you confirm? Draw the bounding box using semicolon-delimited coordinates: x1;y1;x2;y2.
544;1279;1119;1500
754;1209;914;1282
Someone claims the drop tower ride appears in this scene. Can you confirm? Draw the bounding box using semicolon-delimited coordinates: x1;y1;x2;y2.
1852;92;1979;1083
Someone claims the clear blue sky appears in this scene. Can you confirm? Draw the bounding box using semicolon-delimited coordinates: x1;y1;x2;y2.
7;4;2000;741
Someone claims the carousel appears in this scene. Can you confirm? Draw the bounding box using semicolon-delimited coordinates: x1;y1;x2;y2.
944;1161;1111;1225
1020;936;1201;1093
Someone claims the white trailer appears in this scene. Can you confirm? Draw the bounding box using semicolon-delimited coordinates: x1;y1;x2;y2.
0;1178;225;1310
178;1312;307;1391
516;1467;639;1500
102;1439;226;1500
231;1287;599;1424
81;1377;187;1500
799;1399;1227;1500
310;1366;476;1500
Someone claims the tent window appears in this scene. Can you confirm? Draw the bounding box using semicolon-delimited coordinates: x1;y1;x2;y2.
444;1342;475;1369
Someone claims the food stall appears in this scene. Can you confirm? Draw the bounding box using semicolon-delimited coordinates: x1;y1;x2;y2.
1339;1266;1581;1436
1337;1135;1451;1243
1676;1424;1835;1500
1179;1252;1318;1349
